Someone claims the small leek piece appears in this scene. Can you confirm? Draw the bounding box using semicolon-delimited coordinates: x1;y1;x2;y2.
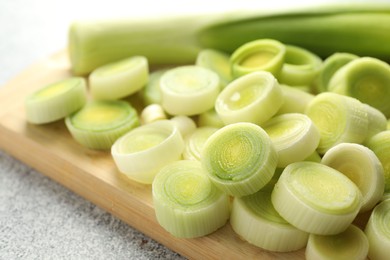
230;188;309;252
271;162;362;235
230;39;286;78
215;71;283;125
201;122;278;197
140;104;167;124
183;126;219;161
364;199;390;260
262;113;320;168
89;56;148;100
321;143;385;212
141;69;168;105
65;100;139;150
305;224;369;260
111;120;184;184
152;160;230;238
160;65;220;116
276;84;314;115
25;77;87;124
169;115;197;138
197;108;225;128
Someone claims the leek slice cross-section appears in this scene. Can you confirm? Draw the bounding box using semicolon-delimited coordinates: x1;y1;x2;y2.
183;126;219;161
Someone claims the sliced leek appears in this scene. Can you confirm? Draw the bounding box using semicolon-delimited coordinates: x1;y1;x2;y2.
152;160;230;238
89;56;149;100
111;120;184;184
65;100;139;150
321;143;385;212
140;104;167;124
197;108;225;128
25;77;87;124
183;126;219;161
271;162;362;235
215;71;283;126
262;113;320;168
276;84;314;115
305;224;369;260
363;103;387;142
169;115;197;138
160;65;220;116
201;122;278;197
141;69;168;105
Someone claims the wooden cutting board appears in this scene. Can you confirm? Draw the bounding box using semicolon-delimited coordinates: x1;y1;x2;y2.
0;50;369;259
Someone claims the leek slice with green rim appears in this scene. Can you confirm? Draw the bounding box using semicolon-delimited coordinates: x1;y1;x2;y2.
152;160;230;238
65;100;139;150
197;108;225;128
169;115;197;138
215;71;283;126
201;122;278;197
363;103;387;143
183;126;219;161
230;39;286;78
160;65;220;116
141;69;168;105
25;77;87;124
111;120;184;184
364;199;390;260
230;188;309;252
89;56;148;100
305;92;368;154
305;224;369;260
321;143;385;212
271;161;362;235
140;104;167;124
262;113;320;168
276;84;314;115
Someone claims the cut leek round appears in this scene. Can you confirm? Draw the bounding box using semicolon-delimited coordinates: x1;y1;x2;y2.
321;143;385;212
65;100;139;150
25;77;87;124
169;115;197;138
363;103;387;142
160;65;220;116
140;104;167;124
111;120;184;184
277;85;314;115
271;161;362;235
141;69;168;105
215;71;283;125
183;126;219;161
152;160;230;238
197;108;225;128
305;224;369;260
262;113;320;168
201;122;278;197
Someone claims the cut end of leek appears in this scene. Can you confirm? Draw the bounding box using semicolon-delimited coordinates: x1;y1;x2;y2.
140;104;167;125
183;126;219;161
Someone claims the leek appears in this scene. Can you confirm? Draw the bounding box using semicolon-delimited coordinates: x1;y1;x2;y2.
169;115;197;138
197;108;225;128
140;68;168;106
276;84;314;115
140;104;167;124
183;126;219;161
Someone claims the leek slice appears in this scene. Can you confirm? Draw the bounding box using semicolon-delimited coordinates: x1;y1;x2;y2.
276;84;314;115
197;108;225;128
271;161;362;235
230;39;286;78
201;122;278;197
169;115;197;138
152;160;230;238
140;104;167;124
364;199;390;260
321;143;385;212
89;56;148;100
262;113;320;168
141;69;168;105
363;103;387;142
305;224;369;260
215;71;283;126
25;77;87;124
111;120;184;184
305;92;368;154
65;100;139;150
160;65;220;116
183;126;219;161
231;188;309;252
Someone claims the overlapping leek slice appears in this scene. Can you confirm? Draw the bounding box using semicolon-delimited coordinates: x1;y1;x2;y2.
25;77;87;124
215;71;283;125
152;160;230;238
65;100;139;150
276;85;314;115
170;115;197;138
321;143;385;212
183;126;219;161
140;104;167;124
141;69;168;105
363;103;387;142
89;56;148;100
271;162;362;235
201;122;278;197
197;108;225;128
111;120;184;184
305;224;369;260
262;113;320;168
160;65;220;116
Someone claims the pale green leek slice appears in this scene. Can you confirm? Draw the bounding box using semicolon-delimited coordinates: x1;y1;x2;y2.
262;113;320;168
364;199;390;260
183;126;219;161
230;188;309;252
215;71;283;126
276;85;314;115
230;39;286;78
328;57;390;117
305;224;369;260
152;160;229;238
141;69;168;105
160;65;220;116
271;162;362;235
140;104;167;124
25;77;87;124
197;108;225;128
305;92;368;154
169;115;197;138
363;103;387;142
111;120;184;184
65;100;139;150
89;56;148;100
201;122;278;197
321;143;385;212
